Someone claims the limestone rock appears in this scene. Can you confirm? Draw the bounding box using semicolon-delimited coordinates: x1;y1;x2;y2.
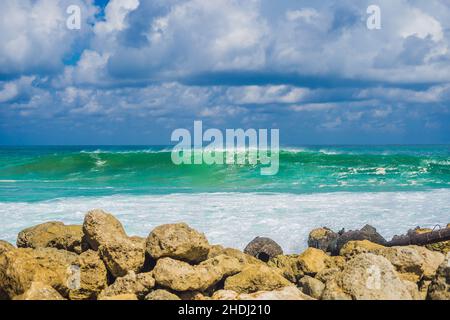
298;275;325;299
0;247;78;298
0;247;107;300
99;271;155;299
297;248;332;276
308;227;339;253
213;286;314;300
145;289;180;300
17;222;85;254
69;250;108;300
322;253;416;300
243;237;283;262
98;239;146;278
339;240;385;257
83;209;145;277
153;255;241;292
146;223;210;263
208;247;263;266
0;240;15;255
378;246;444;282
82;209;127;250
427;254;450;300
334;225;387;255
99;293;138;300
223;264;291;294
13;282;66;300
267;254;300;283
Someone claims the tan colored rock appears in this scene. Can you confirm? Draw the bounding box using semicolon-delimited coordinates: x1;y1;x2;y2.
99;271;155;299
13;282;66;300
378;246;444;282
145;289;180;300
0;240;15;255
69;250;108;300
427;254;450;300
339;240;385;257
178;291;210;300
239;286;314;300
83;210;145;278
0;247;78;298
17;222;85;254
82;209;127;250
98;239;146;278
402;280;422;300
213;286;314;300
146;223;210;263
297;248;331;276
322;253;417;300
308;227;338;252
153;255;241;292
0;247;107;300
208;247;263;266
298;275;325;299
223;264;291;294
267;254;300;283
315;267;341;284
212;290;240;300
99;293;138;300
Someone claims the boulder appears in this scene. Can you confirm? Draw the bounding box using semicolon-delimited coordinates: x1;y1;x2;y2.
334;225;387;255
412;227;450;254
298;275;325;299
83;209;145;277
377;246;444;282
297;248;332;276
98;271;155;300
98;294;138;300
69;250;108;300
0;240;15;255
339;240;385;257
308;227;339;253
208;247;263;266
17;222;85;254
0;247;107;300
212;286;314;300
243;237;283;262
98;239;146;278
0;247;78;298
267;255;300;283
146;223;210;263
322;253;417;300
82;209;127;250
153;255;241;292
145;289;180;300
223;264;291;294
427;254;450;300
13;282;66;300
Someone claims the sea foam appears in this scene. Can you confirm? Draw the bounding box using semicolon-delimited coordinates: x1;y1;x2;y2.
0;189;449;253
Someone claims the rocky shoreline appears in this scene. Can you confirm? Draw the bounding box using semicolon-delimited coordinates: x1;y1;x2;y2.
0;209;449;300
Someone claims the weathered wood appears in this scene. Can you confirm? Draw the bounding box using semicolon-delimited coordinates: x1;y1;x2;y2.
387;227;450;247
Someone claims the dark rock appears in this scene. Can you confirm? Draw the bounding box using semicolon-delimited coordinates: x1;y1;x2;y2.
307;227;339;253
333;225;387;255
244;237;283;262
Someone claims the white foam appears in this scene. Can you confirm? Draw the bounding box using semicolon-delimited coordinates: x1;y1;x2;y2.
1;190;449;253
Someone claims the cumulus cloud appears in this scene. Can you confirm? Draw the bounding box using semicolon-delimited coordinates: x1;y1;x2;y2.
1;0;450;144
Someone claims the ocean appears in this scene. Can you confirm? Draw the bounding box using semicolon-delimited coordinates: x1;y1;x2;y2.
0;145;449;253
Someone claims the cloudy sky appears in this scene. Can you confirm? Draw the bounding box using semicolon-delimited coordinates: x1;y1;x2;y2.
0;0;449;145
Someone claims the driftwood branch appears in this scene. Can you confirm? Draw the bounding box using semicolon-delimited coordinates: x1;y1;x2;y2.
387;227;450;247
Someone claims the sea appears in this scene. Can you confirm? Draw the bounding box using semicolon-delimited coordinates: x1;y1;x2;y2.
0;145;449;253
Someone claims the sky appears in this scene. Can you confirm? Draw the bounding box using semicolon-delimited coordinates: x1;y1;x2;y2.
0;0;449;145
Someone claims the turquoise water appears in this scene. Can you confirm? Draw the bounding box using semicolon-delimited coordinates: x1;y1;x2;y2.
1;145;449;251
0;145;449;202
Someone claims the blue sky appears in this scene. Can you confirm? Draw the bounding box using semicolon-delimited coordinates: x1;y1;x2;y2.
0;0;449;145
